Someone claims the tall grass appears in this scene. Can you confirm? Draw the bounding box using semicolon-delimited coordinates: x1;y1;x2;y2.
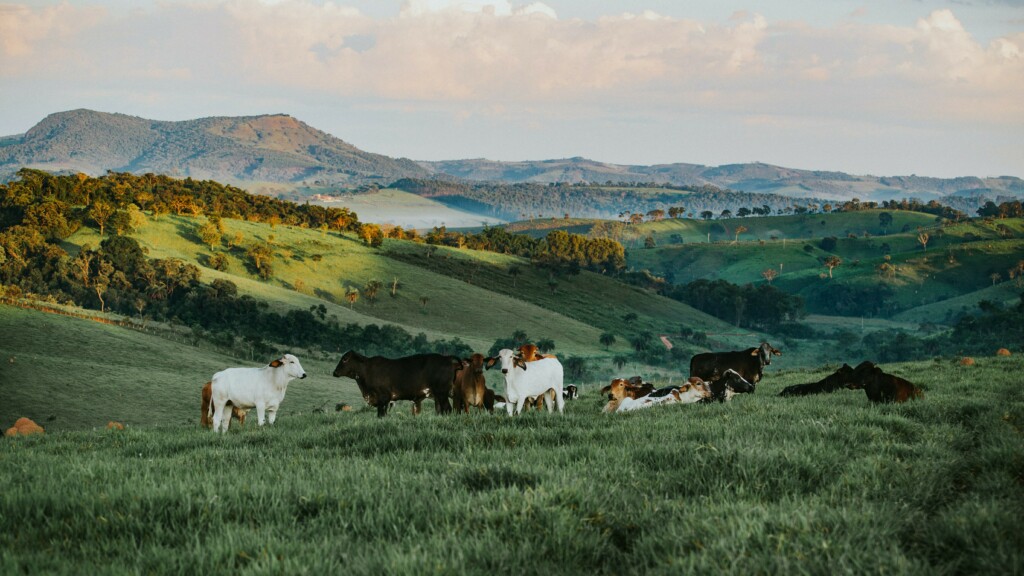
2;356;1022;575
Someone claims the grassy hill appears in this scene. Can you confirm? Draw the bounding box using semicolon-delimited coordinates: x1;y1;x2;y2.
492;211;1024;327
63;211;762;360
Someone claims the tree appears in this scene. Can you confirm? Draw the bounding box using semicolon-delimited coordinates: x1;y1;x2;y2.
390;277;400;297
990;272;1001;286
246;242;273;275
508;265;522;287
613;355;628;370
599;332;616;350
879;212;893;233
733;225;748;244
537;338;555;353
918;232;930;251
364;279;382;305
345;287;360;309
761;268;778;285
736;207;751;218
824;255;842;279
720;209;732;219
700;211;713;221
310;254;323;271
644;235;656;249
623;312;638;327
89;200;115;236
198;220;222;250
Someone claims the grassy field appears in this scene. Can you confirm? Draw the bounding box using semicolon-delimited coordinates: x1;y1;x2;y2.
2;339;1021;574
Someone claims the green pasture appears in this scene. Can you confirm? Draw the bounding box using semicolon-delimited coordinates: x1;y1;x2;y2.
2;338;1021;574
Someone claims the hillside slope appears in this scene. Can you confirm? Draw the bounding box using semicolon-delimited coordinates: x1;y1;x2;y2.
422;158;1023;202
0;109;428;185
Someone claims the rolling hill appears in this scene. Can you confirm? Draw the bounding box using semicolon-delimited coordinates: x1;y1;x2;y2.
0;109;428;186
421;158;1024;203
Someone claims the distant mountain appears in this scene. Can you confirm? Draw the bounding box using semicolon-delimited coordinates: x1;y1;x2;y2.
0;109;429;185
3;109;1020;205
420;158;1024;203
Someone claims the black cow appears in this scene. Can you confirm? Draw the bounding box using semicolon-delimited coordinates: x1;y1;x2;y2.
332;351;457;417
778;363;856;397
704;369;756;403
689;342;781;385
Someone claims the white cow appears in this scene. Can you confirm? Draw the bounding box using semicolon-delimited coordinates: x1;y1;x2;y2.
616;381;710;412
209;354;307;433
494;348;564;416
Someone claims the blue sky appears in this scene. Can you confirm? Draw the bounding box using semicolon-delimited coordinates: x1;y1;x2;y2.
2;0;1022;177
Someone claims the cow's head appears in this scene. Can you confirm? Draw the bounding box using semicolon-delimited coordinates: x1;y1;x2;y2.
271;353;307;380
496;348;527;375
676;381;711;403
467;353;486;374
518;344;540;362
754;342;782;366
332;350;362;378
607;379;629;401
719;369;755;394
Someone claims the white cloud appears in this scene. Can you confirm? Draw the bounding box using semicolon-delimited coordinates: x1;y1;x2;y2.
0;2;1021;174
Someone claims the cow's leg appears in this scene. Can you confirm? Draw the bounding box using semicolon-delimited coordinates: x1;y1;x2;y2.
266;405;278;425
542;391;553;412
376;401;389;417
514;396;527;415
555;390;565;414
256;402;267;426
435;395;452;415
211;400;225;433
412;400;422;416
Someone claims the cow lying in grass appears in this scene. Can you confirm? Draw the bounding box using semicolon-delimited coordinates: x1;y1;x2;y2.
200;381;247;429
604;378;711;413
778;364;856;397
209;354;307;433
845;361;924;403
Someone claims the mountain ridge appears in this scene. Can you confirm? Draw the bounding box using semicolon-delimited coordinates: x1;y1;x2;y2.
1;109;1021;203
0;109;428;185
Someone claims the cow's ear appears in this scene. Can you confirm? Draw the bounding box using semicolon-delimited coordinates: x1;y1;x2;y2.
515;358;527;370
269;359;284;368
484;357;497;370
750;349;759;356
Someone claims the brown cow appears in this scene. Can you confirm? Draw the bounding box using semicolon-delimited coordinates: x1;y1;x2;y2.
200;381;247;429
452;354;496;414
518;343;555;362
601;378;655;401
846;361;924;403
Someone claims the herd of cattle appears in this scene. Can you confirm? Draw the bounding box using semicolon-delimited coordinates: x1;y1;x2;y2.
198;341;924;431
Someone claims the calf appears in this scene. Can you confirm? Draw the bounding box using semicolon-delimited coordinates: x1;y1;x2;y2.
601;378;654;400
333;351;456;417
209;354;307;433
200;380;247;429
452;354;495;414
563;384;578;401
490;348;564;415
690;342;781;385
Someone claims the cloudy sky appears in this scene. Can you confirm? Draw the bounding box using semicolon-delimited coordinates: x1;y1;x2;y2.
2;0;1022;178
